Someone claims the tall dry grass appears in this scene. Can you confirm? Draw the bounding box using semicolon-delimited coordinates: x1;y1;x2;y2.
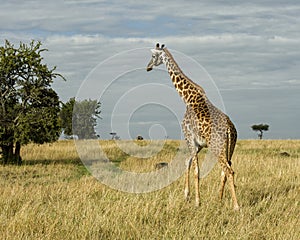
0;140;299;239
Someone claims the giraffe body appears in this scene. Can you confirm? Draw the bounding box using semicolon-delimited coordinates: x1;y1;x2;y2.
147;43;239;210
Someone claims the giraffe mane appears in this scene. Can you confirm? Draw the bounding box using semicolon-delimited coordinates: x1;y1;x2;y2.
163;48;205;93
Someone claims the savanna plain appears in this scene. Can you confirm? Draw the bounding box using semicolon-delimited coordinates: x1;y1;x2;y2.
0;139;299;239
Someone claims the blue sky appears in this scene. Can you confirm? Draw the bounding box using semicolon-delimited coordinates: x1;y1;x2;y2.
1;0;300;139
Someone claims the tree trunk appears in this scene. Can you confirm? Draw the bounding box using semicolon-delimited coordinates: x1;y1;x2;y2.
1;143;12;164
258;130;263;140
1;142;22;164
15;141;22;164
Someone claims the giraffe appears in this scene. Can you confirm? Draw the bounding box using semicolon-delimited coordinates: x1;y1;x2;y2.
146;43;240;210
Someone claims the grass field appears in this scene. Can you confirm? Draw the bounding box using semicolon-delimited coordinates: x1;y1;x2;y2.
0;140;299;239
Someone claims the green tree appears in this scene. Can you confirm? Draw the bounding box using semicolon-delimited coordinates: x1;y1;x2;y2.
60;98;101;139
0;40;64;164
251;124;269;139
60;97;75;137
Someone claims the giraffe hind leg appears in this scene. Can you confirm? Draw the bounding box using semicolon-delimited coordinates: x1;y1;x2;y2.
219;170;227;200
219;155;239;210
224;166;239;211
184;157;192;201
219;160;231;200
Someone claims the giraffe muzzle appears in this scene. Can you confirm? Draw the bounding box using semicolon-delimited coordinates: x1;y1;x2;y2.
146;67;153;72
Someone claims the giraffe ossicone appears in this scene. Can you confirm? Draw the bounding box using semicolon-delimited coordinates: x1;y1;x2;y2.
146;43;240;211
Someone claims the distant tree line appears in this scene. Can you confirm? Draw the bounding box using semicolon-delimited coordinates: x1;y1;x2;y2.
0;40;101;164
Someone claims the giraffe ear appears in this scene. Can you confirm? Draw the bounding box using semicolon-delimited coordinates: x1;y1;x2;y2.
156;43;160;49
161;44;165;49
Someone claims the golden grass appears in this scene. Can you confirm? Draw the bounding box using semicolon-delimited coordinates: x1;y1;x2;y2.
0;139;299;239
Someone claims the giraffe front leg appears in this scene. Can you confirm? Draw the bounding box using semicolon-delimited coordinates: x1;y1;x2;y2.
184;157;192;201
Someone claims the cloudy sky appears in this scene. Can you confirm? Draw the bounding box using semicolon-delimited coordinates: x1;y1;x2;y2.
1;0;299;139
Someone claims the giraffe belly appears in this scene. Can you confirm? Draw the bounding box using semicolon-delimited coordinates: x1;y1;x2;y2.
194;135;207;148
182;117;208;150
189;121;207;148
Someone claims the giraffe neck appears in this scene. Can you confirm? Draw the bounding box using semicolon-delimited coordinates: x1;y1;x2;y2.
162;48;206;106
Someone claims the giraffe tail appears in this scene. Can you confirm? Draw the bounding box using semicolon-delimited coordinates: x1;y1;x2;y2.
226;128;233;166
226;129;236;166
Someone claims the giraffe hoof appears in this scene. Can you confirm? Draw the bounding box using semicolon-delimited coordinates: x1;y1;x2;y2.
234;205;240;211
185;195;190;203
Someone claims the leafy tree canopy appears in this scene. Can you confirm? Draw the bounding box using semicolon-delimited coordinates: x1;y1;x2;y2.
60;97;101;139
0;40;64;164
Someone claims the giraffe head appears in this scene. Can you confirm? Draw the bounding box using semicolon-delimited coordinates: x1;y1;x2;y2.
146;43;165;72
